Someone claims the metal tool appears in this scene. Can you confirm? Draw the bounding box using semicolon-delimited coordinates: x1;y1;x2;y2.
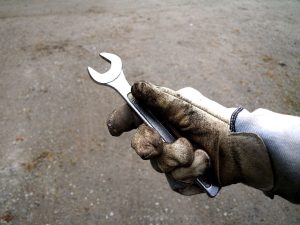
87;52;220;197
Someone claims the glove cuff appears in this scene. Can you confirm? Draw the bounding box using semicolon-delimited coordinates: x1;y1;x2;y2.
215;133;274;191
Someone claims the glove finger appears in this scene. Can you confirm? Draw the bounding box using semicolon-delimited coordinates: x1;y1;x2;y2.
157;137;194;173
131;81;197;131
107;104;142;136
131;124;163;159
165;172;204;195
176;184;204;196
171;149;210;183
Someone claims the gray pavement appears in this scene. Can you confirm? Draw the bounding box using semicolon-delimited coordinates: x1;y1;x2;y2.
0;0;299;224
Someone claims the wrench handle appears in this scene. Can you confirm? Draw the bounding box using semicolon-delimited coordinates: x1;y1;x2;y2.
127;93;176;143
127;93;221;198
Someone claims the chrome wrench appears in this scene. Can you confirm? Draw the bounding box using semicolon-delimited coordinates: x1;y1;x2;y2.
87;52;220;197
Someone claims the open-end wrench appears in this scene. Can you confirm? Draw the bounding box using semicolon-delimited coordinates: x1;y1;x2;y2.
87;52;220;197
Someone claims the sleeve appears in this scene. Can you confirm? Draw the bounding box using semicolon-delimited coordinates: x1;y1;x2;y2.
234;108;300;204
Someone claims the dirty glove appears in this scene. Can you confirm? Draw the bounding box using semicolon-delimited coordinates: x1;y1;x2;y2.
107;81;274;195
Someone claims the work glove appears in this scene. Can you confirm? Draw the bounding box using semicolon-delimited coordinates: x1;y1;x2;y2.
106;81;274;195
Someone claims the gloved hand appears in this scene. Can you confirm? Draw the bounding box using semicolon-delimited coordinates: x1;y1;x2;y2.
106;81;274;195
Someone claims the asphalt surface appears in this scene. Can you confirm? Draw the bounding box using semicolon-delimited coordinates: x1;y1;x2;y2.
0;0;299;224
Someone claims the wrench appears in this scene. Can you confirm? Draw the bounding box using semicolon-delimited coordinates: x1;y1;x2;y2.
87;52;220;197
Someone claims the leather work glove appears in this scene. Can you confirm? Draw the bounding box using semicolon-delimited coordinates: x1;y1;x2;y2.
106;81;274;196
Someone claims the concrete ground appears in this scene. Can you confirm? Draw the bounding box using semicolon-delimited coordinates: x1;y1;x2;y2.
0;0;299;224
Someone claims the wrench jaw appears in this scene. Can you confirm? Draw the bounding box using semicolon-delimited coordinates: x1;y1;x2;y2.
87;66;104;84
99;52;121;65
87;52;123;84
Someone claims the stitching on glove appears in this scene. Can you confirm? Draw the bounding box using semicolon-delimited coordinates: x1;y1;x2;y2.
230;107;244;132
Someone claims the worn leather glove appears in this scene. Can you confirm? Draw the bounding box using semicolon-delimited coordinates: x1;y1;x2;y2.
107;81;274;195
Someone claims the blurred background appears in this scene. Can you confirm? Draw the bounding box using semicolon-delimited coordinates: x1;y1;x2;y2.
0;0;299;224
